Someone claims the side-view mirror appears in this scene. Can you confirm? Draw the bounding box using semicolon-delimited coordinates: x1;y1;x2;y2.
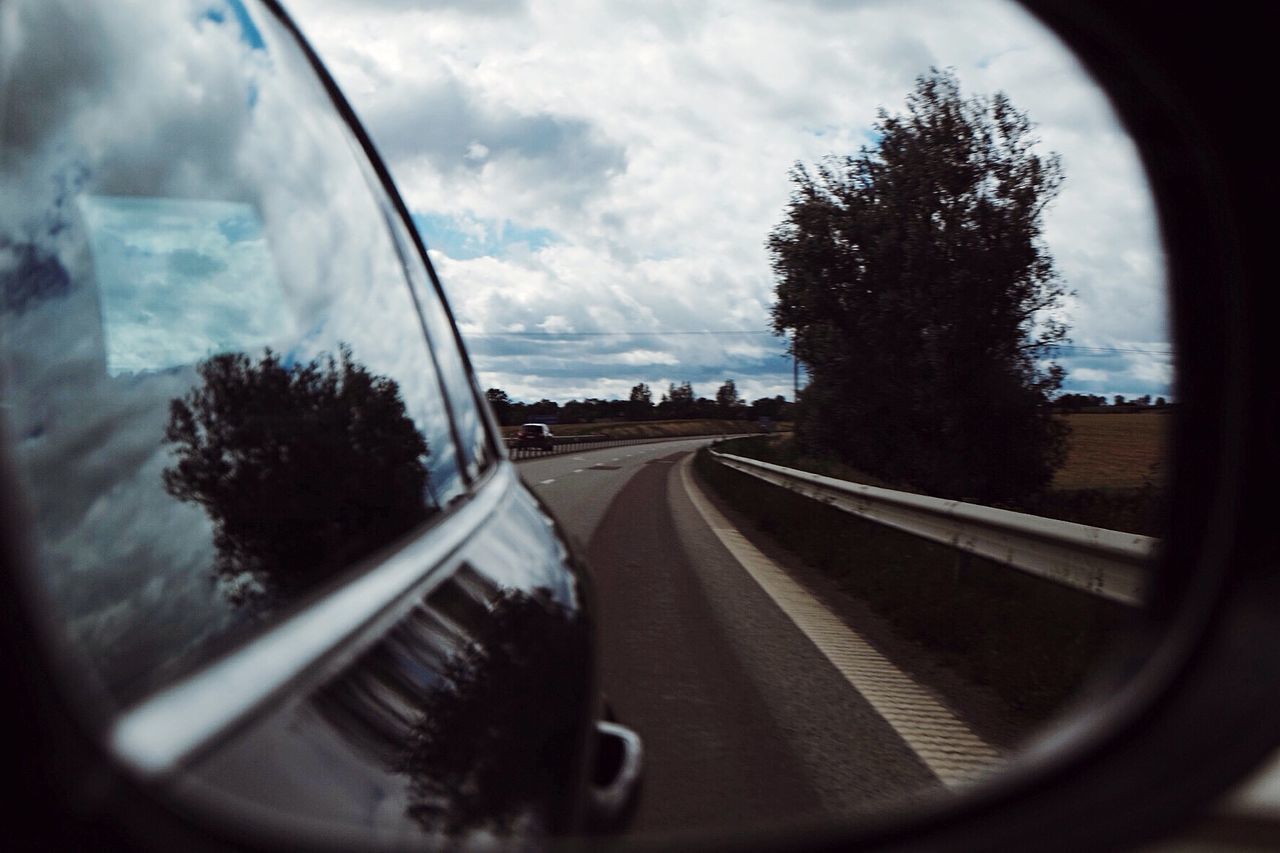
0;0;1273;850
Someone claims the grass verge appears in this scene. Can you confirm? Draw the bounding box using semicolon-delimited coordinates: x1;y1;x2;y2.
718;432;1166;536
695;441;1131;721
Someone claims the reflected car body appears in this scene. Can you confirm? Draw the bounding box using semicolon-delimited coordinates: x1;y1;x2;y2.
0;0;636;845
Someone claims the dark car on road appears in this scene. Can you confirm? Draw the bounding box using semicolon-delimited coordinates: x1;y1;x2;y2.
516;423;556;451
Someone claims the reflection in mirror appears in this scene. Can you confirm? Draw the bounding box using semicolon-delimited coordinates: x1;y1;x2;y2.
290;0;1170;834
0;0;1175;845
315;569;588;839
0;0;463;708
162;346;434;610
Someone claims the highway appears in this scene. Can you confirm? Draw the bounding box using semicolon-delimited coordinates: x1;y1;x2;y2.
518;438;997;836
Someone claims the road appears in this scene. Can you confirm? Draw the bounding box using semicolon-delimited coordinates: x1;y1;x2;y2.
519;438;977;837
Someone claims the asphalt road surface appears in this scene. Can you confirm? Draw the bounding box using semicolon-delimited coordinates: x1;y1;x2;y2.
519;439;949;838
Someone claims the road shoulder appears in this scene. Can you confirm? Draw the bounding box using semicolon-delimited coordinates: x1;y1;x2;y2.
686;451;1045;753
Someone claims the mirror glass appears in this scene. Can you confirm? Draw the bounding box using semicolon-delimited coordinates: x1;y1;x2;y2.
0;0;468;709
289;0;1168;832
0;0;1171;843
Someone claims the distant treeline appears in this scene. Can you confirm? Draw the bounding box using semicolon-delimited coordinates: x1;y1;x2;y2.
484;380;795;427
1052;393;1172;413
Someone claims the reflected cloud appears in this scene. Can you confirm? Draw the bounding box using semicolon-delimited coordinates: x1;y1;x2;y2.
79;196;290;375
1;0;473;705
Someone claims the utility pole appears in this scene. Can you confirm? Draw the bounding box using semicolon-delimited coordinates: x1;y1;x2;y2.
791;330;799;401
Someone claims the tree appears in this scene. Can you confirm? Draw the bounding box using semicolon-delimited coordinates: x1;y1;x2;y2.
750;395;790;420
769;68;1069;503
525;399;560;422
1053;392;1105;412
627;382;654;420
1114;395;1127;407
715;379;745;419
663;381;695;419
163;346;432;609
485;388;514;425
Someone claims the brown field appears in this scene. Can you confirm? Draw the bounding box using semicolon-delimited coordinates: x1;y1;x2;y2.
499;419;787;439
498;413;1167;491
1050;412;1170;490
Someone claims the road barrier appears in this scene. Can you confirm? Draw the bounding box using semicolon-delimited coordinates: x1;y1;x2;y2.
708;450;1154;606
505;432;755;460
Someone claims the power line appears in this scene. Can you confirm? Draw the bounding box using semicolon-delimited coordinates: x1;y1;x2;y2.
466;329;775;337
465;328;1174;356
1046;344;1174;356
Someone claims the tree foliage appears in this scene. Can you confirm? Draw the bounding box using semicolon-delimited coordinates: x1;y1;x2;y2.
769;69;1069;502
627;382;654;420
398;588;587;834
485;388;514;425
163;346;431;609
715;379;745;419
661;381;696;419
481;381;793;425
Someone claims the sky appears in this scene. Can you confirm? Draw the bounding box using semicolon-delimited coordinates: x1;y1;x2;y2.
285;0;1171;404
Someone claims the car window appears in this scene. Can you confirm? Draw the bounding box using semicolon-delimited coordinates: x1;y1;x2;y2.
0;0;464;710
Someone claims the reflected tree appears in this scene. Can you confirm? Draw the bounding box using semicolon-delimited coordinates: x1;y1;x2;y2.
398;587;588;836
163;345;431;609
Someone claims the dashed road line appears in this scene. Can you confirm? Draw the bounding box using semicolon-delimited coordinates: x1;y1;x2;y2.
678;455;1002;789
539;478;556;485
573;468;584;473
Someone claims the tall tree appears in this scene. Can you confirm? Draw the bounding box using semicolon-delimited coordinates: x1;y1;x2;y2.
627;382;654;420
665;381;695;419
715;379;744;419
769;69;1069;503
485;388;514;425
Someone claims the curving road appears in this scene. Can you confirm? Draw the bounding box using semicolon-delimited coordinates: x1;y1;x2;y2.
518;439;975;838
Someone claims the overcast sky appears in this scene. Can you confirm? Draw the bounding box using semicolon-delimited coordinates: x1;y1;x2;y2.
285;0;1170;404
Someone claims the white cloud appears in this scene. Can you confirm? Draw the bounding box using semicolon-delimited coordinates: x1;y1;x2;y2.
288;0;1169;402
1069;367;1110;383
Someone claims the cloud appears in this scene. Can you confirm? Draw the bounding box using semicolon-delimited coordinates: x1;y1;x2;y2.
361;72;626;196
294;0;528;16
287;0;1170;404
1;0;483;703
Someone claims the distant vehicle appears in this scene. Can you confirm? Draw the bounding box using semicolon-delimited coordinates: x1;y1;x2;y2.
517;423;556;450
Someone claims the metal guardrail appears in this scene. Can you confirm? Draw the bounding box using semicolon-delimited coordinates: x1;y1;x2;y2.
505;432;754;460
709;450;1155;606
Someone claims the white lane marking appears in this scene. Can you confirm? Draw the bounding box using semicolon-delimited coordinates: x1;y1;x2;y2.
612;457;620;461
678;456;1001;789
573;468;584;473
538;479;556;485
573;456;587;461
